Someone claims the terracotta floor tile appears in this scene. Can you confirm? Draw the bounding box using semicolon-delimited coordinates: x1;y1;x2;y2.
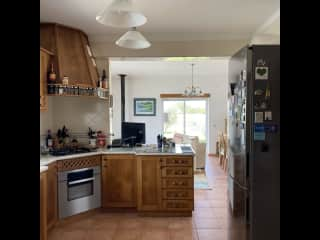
168;217;193;230
117;218;143;230
60;229;88;240
195;200;212;208
141;217;170;229
86;229;115;240
169;228;195;240
141;228;170;240
90;217;119;230
194;208;216;218
194;218;224;229
112;229;141;240
197;229;227;240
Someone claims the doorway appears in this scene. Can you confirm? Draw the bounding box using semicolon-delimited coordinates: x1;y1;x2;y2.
162;99;208;170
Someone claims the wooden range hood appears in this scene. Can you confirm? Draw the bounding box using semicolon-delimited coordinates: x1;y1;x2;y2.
40;23;99;87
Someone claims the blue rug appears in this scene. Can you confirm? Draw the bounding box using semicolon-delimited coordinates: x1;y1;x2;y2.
194;173;212;189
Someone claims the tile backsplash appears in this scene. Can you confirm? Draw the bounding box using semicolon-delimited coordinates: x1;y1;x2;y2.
40;96;109;145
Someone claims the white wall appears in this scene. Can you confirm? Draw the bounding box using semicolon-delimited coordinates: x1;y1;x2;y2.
110;58;228;153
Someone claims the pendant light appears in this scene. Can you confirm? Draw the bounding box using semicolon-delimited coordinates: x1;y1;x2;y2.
183;63;203;96
116;27;151;49
96;0;147;28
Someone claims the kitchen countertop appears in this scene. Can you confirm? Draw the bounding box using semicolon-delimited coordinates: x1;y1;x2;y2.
40;144;194;166
40;166;48;173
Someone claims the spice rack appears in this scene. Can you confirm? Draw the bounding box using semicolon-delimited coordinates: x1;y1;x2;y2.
47;84;108;99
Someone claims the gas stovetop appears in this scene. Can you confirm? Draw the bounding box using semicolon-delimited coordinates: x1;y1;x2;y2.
49;147;94;156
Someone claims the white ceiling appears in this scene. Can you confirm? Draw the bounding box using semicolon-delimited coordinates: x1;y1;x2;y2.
40;0;280;41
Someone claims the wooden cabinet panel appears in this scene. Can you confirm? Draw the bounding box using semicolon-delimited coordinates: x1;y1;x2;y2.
40;23;98;87
161;167;193;178
56;26;91;86
162;200;193;211
102;155;137;207
160;156;193;167
47;163;58;230
162;189;193;200
40;171;47;240
137;156;162;211
40;49;50;111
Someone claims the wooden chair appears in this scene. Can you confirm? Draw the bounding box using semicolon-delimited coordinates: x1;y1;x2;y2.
222;134;228;172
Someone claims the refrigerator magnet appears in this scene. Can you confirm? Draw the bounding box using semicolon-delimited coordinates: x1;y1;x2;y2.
254;131;266;141
264;111;272;121
255;66;268;80
254;112;264;123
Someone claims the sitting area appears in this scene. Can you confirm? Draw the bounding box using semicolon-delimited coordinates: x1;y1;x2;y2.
172;133;206;171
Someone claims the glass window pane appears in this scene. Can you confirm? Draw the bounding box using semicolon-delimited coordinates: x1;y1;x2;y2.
163;101;184;138
185;100;206;142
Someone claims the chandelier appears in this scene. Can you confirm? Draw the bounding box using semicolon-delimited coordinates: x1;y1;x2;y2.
183;63;203;96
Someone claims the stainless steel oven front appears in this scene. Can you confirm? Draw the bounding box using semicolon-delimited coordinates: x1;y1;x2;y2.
58;166;101;219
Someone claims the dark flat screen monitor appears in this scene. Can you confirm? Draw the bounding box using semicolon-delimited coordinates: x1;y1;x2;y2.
122;122;145;146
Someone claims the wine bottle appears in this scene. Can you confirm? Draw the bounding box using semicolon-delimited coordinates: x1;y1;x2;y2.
101;69;107;89
46;130;53;148
48;63;56;83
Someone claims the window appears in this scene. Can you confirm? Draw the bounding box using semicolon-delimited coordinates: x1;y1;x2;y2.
163;99;207;142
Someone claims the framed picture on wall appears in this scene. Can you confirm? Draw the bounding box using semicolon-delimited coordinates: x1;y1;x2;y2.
134;98;156;116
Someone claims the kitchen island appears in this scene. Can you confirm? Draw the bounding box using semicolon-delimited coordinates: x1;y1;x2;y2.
40;144;195;218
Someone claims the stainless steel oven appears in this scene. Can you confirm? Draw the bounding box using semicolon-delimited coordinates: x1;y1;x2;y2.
58;166;101;219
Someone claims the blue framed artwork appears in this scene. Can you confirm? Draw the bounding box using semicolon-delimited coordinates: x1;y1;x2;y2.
134;98;156;116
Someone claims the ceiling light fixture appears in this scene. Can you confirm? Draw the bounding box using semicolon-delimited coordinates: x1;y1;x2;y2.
183;63;203;97
116;27;151;49
96;0;147;28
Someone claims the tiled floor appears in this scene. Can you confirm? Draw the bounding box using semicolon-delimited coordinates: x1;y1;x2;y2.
48;157;248;240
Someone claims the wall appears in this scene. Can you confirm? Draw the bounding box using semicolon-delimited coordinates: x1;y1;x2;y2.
109;58;229;154
40;96;109;144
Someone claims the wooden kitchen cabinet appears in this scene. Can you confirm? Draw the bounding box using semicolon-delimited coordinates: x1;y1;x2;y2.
102;155;137;207
47;162;58;230
40;47;53;111
40;23;98;87
40;171;47;240
137;156;162;211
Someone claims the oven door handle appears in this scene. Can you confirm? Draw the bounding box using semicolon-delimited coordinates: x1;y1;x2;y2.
68;177;95;185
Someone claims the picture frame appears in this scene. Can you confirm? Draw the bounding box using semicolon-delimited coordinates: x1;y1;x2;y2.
134;98;156;116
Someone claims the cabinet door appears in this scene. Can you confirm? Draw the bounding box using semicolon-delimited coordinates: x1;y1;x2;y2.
102;155;136;207
40;50;49;111
55;26;91;86
47;163;58;230
40;172;47;240
137;156;162;211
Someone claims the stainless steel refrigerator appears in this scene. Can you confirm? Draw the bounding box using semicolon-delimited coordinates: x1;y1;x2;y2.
228;45;280;240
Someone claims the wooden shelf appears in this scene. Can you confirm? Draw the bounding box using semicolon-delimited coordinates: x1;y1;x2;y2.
47;94;109;100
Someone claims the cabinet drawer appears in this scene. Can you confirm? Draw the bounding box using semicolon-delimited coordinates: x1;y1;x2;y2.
162;178;193;188
162;189;193;199
161;167;193;178
160;157;192;167
162;200;193;211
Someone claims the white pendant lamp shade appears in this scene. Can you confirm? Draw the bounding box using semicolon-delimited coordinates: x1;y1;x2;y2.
116;28;151;49
96;0;147;28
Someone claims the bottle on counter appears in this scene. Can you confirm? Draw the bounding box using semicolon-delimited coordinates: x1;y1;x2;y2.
48;63;56;83
101;69;108;89
46;130;53;148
